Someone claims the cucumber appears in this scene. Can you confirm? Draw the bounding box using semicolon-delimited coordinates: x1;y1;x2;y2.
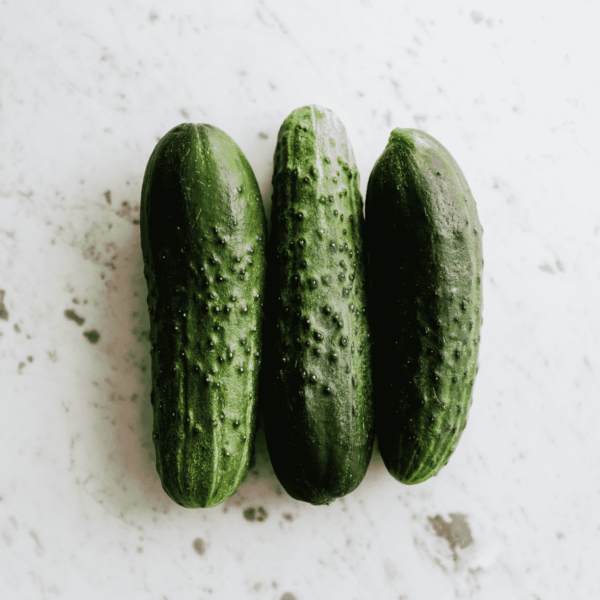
365;128;483;484
141;123;267;508
262;105;374;505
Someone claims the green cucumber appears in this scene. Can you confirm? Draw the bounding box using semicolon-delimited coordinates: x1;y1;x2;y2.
365;128;483;484
262;105;374;505
141;123;267;507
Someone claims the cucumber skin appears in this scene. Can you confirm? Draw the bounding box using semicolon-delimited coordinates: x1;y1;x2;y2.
365;129;483;485
141;123;267;508
262;106;374;505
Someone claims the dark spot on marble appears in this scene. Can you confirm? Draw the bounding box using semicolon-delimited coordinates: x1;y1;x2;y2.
65;309;85;326
104;190;112;204
258;132;269;139
192;538;206;555
244;506;268;522
539;263;555;274
14;323;20;333
181;108;190;119
470;10;484;24
0;290;8;320
84;330;100;344
280;593;297;600
29;530;43;556
282;513;293;521
428;513;473;560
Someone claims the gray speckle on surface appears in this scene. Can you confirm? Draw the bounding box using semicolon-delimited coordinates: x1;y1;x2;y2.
83;329;100;344
428;513;473;560
0;290;8;320
192;538;206;555
65;309;85;326
539;263;555;274
243;506;268;522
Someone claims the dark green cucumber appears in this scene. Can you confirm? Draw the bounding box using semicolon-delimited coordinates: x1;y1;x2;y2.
262;105;374;505
141;123;267;507
366;128;483;484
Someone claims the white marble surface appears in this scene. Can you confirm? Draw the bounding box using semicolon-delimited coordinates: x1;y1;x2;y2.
1;0;599;598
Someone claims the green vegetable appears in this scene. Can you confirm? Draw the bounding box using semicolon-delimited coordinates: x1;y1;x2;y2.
365;128;483;484
262;105;374;505
141;123;267;507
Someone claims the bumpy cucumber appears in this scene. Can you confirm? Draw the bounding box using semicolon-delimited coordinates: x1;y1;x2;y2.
141;123;267;507
366;128;483;484
262;105;374;505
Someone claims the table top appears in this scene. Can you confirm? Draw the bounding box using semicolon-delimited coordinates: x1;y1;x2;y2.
2;1;599;598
